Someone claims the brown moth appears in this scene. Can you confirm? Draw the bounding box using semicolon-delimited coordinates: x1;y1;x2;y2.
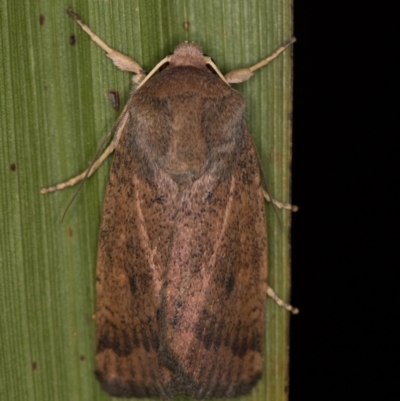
41;9;297;400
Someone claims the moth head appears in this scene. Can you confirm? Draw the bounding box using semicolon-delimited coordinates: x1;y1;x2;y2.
136;42;229;90
169;42;206;69
171;42;229;85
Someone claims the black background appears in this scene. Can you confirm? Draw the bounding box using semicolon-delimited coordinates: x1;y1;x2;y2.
290;2;398;399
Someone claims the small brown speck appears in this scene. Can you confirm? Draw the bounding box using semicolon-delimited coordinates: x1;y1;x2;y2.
70;34;76;45
32;361;37;370
67;228;73;237
39;14;45;26
79;355;85;361
10;163;16;172
182;21;190;31
108;90;120;110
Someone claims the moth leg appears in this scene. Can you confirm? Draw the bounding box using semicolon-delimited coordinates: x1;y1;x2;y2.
224;37;296;84
267;287;299;314
40;140;116;194
263;189;298;212
67;8;146;83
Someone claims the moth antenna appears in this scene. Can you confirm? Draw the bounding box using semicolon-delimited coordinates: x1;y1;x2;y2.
225;37;296;83
136;56;172;89
205;57;229;85
248;37;296;74
67;8;145;80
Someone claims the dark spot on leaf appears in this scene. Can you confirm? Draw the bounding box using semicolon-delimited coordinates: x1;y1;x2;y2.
79;355;85;361
39;15;45;26
108;90;120;110
70;34;76;45
10;163;16;172
67;228;73;237
32;361;37;370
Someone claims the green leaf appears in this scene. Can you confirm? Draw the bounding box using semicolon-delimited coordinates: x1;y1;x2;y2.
0;1;294;400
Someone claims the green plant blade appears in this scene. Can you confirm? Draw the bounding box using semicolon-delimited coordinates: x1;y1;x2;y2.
0;1;294;400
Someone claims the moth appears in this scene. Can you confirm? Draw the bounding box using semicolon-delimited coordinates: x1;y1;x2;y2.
42;9;297;399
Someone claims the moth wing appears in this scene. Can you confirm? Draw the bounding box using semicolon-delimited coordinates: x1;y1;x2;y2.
94;112;178;398
163;129;268;398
